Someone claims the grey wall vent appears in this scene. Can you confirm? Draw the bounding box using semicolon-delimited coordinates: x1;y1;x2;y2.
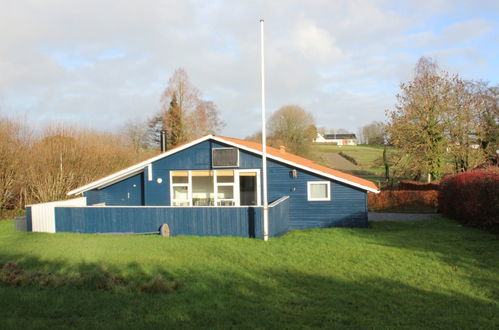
212;148;239;168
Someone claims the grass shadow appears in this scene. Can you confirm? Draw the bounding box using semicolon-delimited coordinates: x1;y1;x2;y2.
0;254;180;294
0;254;497;328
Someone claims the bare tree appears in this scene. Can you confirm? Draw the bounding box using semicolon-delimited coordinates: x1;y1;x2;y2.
360;121;386;145
0;118;27;209
245;130;262;143
20;124;151;204
444;78;486;172
188;100;226;135
122;119;149;153
161;68;201;118
149;68;225;147
415;56;438;77
317;126;328;136
268;105;317;156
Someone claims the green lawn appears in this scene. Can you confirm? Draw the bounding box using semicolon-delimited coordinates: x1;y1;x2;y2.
315;144;390;185
317;144;385;166
1;218;498;329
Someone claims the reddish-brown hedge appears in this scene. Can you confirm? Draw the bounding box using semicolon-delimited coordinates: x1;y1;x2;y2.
398;180;440;191
439;168;499;231
368;190;439;212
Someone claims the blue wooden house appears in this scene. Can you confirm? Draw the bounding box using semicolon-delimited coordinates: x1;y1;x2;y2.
26;135;378;238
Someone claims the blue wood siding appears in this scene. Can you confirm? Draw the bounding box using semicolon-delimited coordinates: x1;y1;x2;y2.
55;206;263;238
268;197;289;237
266;159;368;229
143;141;262;206
25;206;32;232
80;139;368;230
85;173;144;206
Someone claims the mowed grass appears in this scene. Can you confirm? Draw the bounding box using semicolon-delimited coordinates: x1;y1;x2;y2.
316;144;391;183
317;144;386;167
1;218;498;329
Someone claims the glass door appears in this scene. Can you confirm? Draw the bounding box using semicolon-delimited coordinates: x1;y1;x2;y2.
236;170;261;206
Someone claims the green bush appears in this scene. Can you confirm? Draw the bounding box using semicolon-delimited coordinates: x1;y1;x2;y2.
339;151;358;165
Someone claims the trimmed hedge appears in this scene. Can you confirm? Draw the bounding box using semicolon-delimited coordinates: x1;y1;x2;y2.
439;168;499;232
338;152;358;165
368;190;439;212
398;180;440;191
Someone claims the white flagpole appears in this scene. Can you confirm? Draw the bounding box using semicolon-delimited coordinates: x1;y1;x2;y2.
260;19;269;241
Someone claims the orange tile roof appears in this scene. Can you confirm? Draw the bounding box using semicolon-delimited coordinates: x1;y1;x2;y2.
216;135;379;192
69;134;378;195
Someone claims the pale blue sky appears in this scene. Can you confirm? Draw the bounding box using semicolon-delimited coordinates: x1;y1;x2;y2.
0;0;497;137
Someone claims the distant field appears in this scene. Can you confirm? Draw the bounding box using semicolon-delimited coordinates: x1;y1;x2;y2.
314;144;392;184
1;218;498;328
317;144;386;164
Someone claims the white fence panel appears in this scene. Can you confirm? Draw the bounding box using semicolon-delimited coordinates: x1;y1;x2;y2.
29;197;87;233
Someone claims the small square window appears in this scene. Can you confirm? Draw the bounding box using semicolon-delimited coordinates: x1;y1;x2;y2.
307;181;331;201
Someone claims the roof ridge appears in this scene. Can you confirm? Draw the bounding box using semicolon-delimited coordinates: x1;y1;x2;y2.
69;134;378;196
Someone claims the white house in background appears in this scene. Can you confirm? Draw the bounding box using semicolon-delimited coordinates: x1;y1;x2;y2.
314;133;357;146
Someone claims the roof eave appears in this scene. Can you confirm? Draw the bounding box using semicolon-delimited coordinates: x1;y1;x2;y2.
67;134;214;196
210;136;379;193
67;134;379;196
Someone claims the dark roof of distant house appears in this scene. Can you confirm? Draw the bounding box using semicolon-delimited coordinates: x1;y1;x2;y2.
324;134;356;139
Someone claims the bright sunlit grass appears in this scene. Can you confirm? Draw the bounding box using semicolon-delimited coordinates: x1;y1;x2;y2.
1;217;498;328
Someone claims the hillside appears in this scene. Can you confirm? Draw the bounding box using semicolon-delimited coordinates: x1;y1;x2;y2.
314;144;390;184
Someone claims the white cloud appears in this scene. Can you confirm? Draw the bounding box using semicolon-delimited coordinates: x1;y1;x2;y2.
293;19;343;63
440;19;493;45
0;0;497;138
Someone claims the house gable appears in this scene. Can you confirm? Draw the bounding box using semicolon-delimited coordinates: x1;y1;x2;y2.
86;173;144;206
141;140;262;206
70;135;378;200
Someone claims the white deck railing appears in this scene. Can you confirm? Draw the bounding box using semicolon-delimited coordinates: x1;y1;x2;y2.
269;196;290;208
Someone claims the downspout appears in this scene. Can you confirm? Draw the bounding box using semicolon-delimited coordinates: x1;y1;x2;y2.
260;19;269;241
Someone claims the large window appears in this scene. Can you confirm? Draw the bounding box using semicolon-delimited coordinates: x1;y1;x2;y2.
192;170;214;206
307;181;331;201
171;171;190;206
215;170;236;206
170;169;260;207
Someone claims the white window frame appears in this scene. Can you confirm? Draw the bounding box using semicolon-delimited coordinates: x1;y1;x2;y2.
212;147;240;168
169;169;261;207
236;169;261;206
307;181;331;201
214;169;237;206
170;171;192;206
